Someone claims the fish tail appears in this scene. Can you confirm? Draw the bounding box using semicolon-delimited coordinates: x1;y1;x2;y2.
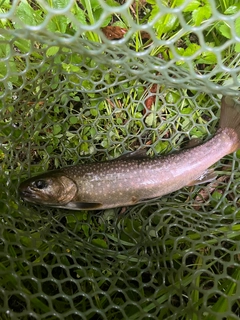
220;96;240;152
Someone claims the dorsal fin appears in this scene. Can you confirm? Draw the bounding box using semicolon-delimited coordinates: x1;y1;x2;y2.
116;149;149;160
187;169;217;186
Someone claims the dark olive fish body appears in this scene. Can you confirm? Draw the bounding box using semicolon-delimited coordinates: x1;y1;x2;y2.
19;96;240;210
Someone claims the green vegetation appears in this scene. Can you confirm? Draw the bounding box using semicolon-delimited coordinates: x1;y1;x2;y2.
1;0;240;319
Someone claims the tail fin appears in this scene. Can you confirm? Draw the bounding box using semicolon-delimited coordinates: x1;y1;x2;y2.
220;96;240;151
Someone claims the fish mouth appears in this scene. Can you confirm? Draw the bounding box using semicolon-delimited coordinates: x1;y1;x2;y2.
19;187;40;201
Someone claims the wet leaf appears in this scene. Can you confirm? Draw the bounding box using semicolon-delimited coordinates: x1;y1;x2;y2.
140;31;151;40
145;84;158;110
101;26;127;40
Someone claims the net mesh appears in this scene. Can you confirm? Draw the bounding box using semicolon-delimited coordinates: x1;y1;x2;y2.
1;0;240;319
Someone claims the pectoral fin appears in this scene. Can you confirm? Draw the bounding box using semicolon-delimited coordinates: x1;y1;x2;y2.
65;202;103;210
187;169;217;186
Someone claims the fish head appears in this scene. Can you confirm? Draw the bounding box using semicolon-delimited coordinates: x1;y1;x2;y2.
19;172;78;206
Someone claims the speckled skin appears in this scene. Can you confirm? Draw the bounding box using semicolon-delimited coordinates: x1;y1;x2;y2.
19;128;238;210
19;96;240;210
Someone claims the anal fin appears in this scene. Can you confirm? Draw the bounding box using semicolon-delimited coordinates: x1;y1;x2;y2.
187;169;217;186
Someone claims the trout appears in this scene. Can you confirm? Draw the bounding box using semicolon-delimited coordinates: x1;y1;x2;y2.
19;96;240;210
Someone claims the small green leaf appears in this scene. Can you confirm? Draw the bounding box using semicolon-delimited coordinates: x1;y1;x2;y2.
90;109;98;116
176;43;200;57
235;17;240;37
235;43;240;52
145;113;154;126
81;0;101;10
197;52;217;64
13;39;31;54
62;63;80;73
46;46;59;57
166;92;180;104
101;140;109;148
212;191;222;201
183;0;200;12
53;124;62;135
46;145;53;154
92;238;108;249
101;15;112;28
154;141;170;153
192;5;211;26
190;127;206;138
146;0;156;4
116;118;122;124
80;142;89;152
154;13;179;35
16;0;43;26
181;107;193;115
69;116;78;124
83;126;91;135
236;149;240;158
54;106;60;113
218;23;231;39
82;225;89;237
105;0;120;7
90;127;96;136
50;0;69;9
70;4;87;26
224;5;240;15
175;0;186;6
134;112;143;119
224;205;235;215
102;209;116;222
47;15;68;33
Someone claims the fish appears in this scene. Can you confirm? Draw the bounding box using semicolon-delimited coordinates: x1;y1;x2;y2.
19;96;240;211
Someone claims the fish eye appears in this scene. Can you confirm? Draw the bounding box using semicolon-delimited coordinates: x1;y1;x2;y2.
33;179;48;189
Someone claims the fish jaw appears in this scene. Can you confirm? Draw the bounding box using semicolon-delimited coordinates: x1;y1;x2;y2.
19;185;45;204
